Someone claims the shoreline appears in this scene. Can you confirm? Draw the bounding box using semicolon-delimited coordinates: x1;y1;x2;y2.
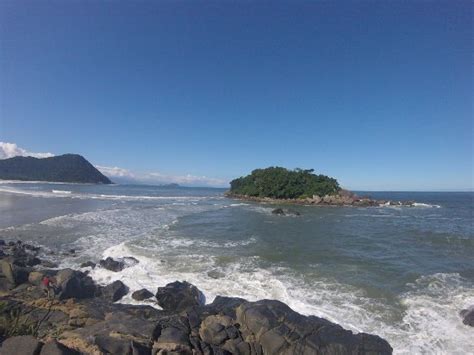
225;192;417;207
0;240;394;354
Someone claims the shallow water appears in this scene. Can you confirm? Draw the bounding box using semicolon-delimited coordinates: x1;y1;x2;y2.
0;181;472;354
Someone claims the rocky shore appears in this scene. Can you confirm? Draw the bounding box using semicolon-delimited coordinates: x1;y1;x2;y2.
0;240;397;354
225;190;416;208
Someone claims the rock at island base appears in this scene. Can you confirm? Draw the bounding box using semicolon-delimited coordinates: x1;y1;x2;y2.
272;208;285;215
132;288;154;301
156;281;205;312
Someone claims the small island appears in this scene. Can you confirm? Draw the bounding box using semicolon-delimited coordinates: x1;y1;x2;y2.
226;167;414;207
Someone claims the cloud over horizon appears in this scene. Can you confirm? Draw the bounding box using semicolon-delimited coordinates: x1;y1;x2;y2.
96;165;228;187
0;142;54;159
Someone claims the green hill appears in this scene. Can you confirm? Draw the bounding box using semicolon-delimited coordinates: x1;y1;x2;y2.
0;154;112;184
229;167;340;199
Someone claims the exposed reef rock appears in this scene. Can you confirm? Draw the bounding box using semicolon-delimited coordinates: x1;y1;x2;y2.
0;241;393;354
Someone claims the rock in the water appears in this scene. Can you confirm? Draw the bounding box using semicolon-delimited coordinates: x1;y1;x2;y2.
132;288;154;301
99;257;125;272
40;340;79;355
460;306;474;326
0;335;43;355
101;280;129;302
80;261;96;269
156;281;205;312
271;208;285;215
55;268;98;300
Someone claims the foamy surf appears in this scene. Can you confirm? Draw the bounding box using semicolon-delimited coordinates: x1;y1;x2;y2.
82;242;474;355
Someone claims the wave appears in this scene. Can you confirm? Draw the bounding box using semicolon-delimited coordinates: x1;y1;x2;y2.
52;190;72;194
412;202;441;208
68;240;474;355
0;186;214;202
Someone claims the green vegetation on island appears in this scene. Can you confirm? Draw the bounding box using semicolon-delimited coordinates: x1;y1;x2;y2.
0;154;112;184
229;167;341;199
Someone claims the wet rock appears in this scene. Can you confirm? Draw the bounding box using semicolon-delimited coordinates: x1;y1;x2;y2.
156;281;205;312
271;208;285;215
99;257;125;272
460;306;474;326
132;288;154;301
0;335;43;355
41;260;58;268
207;269;225;279
235;299;393;354
40;340;79;355
80;261;96;269
101;280;128;302
55;268;98;300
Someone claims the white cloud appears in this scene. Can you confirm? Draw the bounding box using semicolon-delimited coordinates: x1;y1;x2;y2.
95;165;136;179
96;165;228;187
0;142;54;159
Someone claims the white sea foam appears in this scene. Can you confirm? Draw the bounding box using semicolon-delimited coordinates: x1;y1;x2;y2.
412;202;441;208
80;241;474;355
52;190;72;194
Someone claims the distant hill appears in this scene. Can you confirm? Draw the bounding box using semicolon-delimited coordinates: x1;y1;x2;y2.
229;167;340;199
0;154;112;184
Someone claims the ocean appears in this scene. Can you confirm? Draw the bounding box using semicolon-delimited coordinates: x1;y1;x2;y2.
0;181;472;354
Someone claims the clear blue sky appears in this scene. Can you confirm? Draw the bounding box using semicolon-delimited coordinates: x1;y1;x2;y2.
1;1;472;190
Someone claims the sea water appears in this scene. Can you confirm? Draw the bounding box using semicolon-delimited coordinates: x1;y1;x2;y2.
0;181;472;354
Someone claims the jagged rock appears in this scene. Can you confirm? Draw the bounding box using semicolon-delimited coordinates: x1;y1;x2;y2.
101;280;128;302
156;281;205;312
271;208;285;215
99;257;125;272
41;260;58;268
460;306;474;326
0;335;43;355
199;314;237;346
153;326;192;354
40;340;79;355
132;288;154;301
55;269;98;300
0;258;29;289
235;299;393;354
28;271;45;285
80;261;96;268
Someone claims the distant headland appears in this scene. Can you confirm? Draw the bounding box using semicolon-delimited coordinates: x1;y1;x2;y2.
0;154;112;184
226;167;415;207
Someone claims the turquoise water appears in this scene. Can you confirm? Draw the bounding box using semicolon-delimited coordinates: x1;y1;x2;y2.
0;182;472;354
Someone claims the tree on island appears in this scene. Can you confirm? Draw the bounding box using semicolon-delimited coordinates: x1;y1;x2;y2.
229;167;340;199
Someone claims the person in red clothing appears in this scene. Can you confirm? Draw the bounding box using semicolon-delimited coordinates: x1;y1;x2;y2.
41;276;54;299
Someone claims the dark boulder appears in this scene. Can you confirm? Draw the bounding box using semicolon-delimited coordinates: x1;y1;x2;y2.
156;281;205;312
80;261;96;269
132;288;154;301
101;280;129;302
99;257;125;272
271;208;285;215
235;299;393;355
460;306;474;326
0;258;30;289
39;340;79;355
0;335;43;355
55;268;98;300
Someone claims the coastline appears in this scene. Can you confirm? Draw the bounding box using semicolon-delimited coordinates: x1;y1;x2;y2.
0;240;393;354
224;191;416;207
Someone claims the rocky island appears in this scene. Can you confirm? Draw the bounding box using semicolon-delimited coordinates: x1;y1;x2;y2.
0;154;112;184
0;240;394;354
226;167;415;207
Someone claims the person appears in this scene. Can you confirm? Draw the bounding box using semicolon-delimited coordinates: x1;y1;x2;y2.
41;276;54;299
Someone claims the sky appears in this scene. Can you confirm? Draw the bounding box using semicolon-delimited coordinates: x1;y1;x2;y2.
0;1;472;190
